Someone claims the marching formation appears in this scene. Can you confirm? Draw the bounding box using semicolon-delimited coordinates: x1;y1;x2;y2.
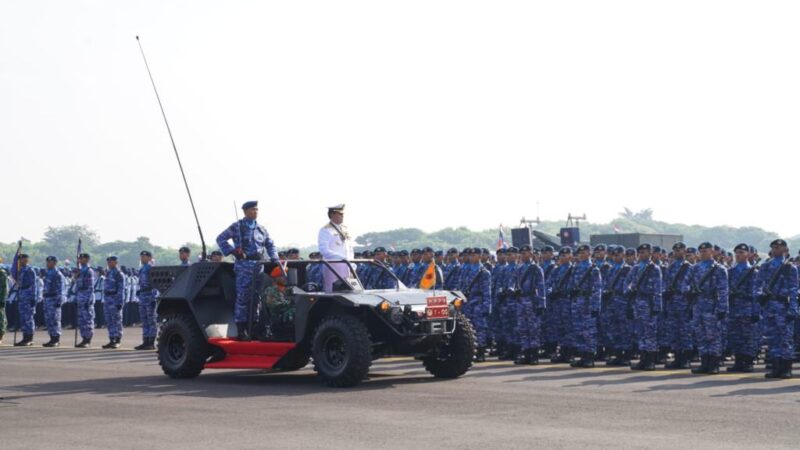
356;239;800;379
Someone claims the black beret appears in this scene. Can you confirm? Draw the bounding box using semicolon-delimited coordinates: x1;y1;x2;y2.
411;248;421;255
179;246;191;253
610;246;624;255
472;247;482;254
210;250;223;256
482;248;490;255
496;248;506;255
287;248;300;255
672;242;687;250
713;245;721;251
139;251;151;257
625;248;636;256
447;248;459;255
506;246;519;253
519;245;532;252
698;242;713;250
637;244;651;252
770;239;788;248
652;246;662;253
558;247;573;255
19;253;29;258
46;256;57;262
749;246;757;253
374;247;387;253
422;247;434;253
462;248;473;255
399;250;409;256
687;247;698;254
242;200;258;210
106;256;118;262
593;244;607;251
434;250;443;256
542;246;555;253
734;243;749;253
576;244;591;253
79;253;91;259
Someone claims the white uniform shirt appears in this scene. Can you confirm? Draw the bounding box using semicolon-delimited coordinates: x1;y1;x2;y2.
318;222;354;260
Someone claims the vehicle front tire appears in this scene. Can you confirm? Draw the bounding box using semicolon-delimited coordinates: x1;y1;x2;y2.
422;313;476;379
311;314;372;387
157;314;208;379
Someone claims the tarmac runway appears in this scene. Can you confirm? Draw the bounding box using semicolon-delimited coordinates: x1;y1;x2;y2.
1;327;799;449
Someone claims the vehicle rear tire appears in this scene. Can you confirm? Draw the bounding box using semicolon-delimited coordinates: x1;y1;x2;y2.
157;314;208;379
312;314;372;387
422;313;475;379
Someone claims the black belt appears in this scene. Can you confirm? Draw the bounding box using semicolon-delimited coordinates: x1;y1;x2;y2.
245;255;263;261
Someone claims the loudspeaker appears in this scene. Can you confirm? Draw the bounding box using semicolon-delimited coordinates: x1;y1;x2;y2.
560;227;580;247
511;228;532;247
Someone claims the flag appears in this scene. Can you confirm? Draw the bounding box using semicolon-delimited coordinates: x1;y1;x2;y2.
10;240;21;281
420;261;436;290
496;225;509;250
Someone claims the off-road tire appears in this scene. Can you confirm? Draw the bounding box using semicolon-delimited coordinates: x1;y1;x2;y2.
157;314;208;379
312;314;372;387
275;350;311;372
422;313;476;378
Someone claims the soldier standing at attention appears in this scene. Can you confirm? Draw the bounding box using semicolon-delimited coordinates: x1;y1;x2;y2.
135;251;158;350
317;204;354;293
216;200;279;340
682;242;729;375
102;256;125;349
74;253;97;348
569;245;602;368
725;243;760;373
14;254;37;346
41;256;65;347
624;244;663;371
757;239;798;379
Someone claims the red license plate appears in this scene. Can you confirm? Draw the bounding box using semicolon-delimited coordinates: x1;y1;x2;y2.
426;296;449;319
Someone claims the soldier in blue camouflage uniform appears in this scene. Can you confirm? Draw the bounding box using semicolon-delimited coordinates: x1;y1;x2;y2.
13;254;37;346
409;247;443;289
135;251;158;350
681;242;729;375
499;247;520;360
624;244;662;371
662;242;694;369
74;253;96;348
651;246;671;364
178;246;192;266
569;245;602;368
306;252;323;289
539;246;558;358
725;243;760;372
592;245;611;360
514;245;546;365
216;200;279;341
490;248;508;356
366;247;398;290
102;256;126;349
548;247;576;363
461;248;491;361
757;239;798;379
41;256;65;347
603;246;633;366
443;248;462;290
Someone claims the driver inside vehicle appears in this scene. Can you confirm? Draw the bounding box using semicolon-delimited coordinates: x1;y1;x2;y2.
262;265;295;331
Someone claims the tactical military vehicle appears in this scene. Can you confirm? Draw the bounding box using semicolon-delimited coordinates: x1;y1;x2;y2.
151;260;475;387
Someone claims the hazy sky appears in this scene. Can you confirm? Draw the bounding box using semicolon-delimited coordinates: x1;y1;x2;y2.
2;1;799;249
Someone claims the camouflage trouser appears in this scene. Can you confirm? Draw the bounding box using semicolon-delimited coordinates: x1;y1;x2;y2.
571;296;597;353
104;296;124;339
139;292;158;338
634;297;658;352
605;296;632;351
77;295;95;339
763;301;795;360
515;297;541;351
551;297;574;348
262;287;294;325
19;296;36;335
43;297;62;337
234;260;261;323
463;297;490;348
665;296;693;352
726;301;758;358
691;298;722;357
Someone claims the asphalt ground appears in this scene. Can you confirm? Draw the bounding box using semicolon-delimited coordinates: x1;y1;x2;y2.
1;327;799;449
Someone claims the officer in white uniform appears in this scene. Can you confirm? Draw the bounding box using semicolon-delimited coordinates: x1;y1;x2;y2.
318;204;355;292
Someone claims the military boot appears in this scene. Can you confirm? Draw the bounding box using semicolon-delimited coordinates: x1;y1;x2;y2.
764;359;780;379
580;352;596;368
706;355;720;375
541;342;556;359
666;350;690;370
14;334;33;347
595;346;607;362
134;337;155;351
43;335;60;348
75;337;92;348
570;352;584;368
474;347;486;363
528;347;540;365
779;359;793;379
102;338;117;349
236;322;251;342
631;352;648;371
656;346;669;365
514;350;531;365
726;354;746;373
692;355;709;374
109;337;121;349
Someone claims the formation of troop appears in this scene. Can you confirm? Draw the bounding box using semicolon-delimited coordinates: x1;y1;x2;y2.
0;249;165;351
354;239;799;379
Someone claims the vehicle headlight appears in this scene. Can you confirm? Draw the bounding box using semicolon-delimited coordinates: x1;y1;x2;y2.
379;300;392;313
452;298;464;310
